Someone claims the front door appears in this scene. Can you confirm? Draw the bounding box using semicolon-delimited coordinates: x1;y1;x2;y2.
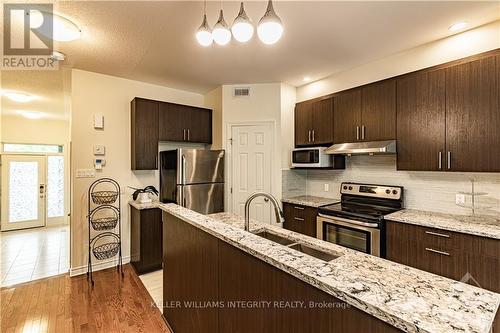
230;124;273;223
1;155;46;231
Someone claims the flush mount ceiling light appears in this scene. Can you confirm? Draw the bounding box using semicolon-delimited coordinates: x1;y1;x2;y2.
303;76;311;82
29;10;81;42
51;50;66;61
257;0;283;45
16;110;44;119
196;0;213;47
2;91;36;103
449;21;468;32
231;2;254;43
212;3;232;46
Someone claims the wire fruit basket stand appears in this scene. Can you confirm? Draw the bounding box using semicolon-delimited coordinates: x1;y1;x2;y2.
87;178;123;285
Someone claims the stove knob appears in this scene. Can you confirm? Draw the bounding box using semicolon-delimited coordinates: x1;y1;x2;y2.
385;189;391;194
343;185;348;190
392;190;398;195
348;186;353;190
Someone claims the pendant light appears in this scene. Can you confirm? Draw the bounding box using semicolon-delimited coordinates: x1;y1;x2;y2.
231;2;254;43
196;0;213;47
257;0;283;45
212;1;231;46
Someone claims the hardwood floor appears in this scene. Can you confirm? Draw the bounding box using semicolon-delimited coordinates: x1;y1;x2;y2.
0;264;170;333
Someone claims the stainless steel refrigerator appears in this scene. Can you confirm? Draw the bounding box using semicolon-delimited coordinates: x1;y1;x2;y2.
160;149;224;214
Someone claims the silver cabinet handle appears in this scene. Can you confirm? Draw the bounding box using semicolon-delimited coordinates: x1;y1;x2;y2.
425;231;450;238
356;126;360;140
294;206;304;210
361;125;365;140
294;217;305;221
425;248;450;256
187;129;190;141
438;151;442;170
183;129;186;141
447;151;451;170
312;130;315;142
308;130;311;142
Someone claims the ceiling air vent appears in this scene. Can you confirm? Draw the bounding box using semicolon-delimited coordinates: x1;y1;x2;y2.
233;87;250;97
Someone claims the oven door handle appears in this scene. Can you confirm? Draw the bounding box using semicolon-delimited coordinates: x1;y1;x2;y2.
317;213;380;228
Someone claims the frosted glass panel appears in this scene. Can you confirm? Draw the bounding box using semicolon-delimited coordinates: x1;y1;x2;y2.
9;162;39;223
47;156;64;218
3;143;62;153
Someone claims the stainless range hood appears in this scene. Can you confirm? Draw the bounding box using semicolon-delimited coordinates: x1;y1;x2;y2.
324;140;396;155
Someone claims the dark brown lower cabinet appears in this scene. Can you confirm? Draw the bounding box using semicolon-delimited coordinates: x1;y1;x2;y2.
130;207;163;274
163;211;402;333
387;221;500;332
283;203;318;237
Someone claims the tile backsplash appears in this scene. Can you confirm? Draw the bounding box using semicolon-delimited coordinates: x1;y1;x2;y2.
283;155;500;217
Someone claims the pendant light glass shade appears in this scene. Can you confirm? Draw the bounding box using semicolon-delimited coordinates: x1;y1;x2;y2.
212;9;231;46
257;0;283;45
231;2;254;43
196;14;213;47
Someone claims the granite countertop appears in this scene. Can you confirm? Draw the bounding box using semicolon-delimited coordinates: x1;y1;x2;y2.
160;203;499;333
385;209;500;240
281;195;339;208
128;200;160;210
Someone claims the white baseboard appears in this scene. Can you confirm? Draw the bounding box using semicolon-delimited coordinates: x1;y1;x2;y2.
69;256;130;277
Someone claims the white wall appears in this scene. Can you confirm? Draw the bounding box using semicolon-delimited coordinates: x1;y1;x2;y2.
221;83;284;213
70;69;204;275
297;21;500;102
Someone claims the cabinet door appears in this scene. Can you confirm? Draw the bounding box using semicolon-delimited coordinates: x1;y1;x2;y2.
131;98;159;170
295;102;313;146
311;97;333;145
446;55;500;172
334;89;362;143
159;102;187;142
396;69;446;171
283;203;317;237
361;80;396;141
186;107;212;144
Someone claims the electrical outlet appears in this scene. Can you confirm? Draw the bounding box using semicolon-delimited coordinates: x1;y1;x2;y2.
324;184;329;192
455;193;466;206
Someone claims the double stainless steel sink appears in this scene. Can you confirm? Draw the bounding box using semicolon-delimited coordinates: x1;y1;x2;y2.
253;230;338;262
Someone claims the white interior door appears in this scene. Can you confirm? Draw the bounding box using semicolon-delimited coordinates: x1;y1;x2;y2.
231;124;273;223
1;155;46;231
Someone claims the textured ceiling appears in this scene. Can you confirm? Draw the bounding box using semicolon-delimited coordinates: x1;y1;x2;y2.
19;1;500;93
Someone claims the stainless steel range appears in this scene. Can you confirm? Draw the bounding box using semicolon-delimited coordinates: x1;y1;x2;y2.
317;182;403;257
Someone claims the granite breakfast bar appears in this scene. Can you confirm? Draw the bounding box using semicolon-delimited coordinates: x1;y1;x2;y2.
160;203;499;333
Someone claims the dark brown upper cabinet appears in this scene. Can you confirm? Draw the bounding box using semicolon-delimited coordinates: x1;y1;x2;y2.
132;98;213;170
131;98;159;170
333;89;362;143
295;97;333;147
159;102;212;144
294;102;313;146
397;69;446;171
361;80;396;141
445;55;499;172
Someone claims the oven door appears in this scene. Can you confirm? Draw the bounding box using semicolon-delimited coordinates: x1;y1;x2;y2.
317;215;380;256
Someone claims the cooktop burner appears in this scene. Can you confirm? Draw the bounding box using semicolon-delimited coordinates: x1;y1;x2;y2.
319;202;401;221
318;182;404;224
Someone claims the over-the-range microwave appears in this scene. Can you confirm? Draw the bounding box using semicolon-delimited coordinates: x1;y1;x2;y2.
291;147;332;168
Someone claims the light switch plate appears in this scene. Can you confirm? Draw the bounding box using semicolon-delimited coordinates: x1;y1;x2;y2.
76;169;96;178
455;193;466;206
324;184;329;192
94;114;104;129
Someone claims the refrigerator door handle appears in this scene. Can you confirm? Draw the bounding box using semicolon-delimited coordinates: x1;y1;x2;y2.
181;154;187;184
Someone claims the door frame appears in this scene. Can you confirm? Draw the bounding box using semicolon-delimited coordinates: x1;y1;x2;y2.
225;120;276;214
0;148;68;231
